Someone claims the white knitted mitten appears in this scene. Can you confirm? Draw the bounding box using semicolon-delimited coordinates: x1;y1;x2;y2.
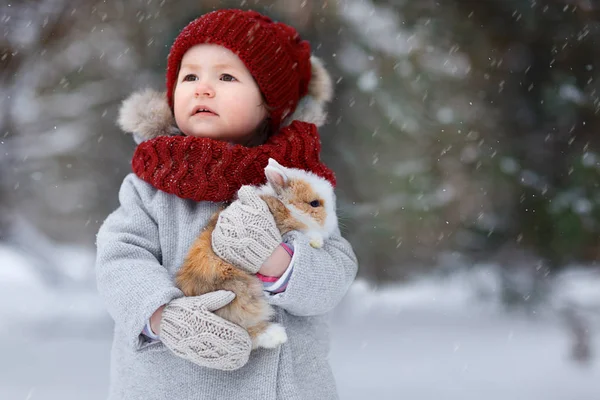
160;291;252;371
212;185;282;274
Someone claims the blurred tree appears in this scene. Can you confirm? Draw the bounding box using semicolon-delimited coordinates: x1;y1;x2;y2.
324;0;517;281
452;0;600;269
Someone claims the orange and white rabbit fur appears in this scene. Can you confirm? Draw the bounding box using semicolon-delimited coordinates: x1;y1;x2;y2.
176;158;338;349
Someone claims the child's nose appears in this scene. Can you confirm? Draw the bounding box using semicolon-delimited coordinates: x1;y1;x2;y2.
194;80;215;98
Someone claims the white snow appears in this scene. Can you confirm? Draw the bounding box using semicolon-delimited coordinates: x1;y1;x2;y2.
0;244;598;400
339;0;419;58
559;84;586;105
357;70;379;92
500;157;520;174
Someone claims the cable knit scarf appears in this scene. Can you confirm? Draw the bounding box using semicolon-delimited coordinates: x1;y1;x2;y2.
131;120;336;203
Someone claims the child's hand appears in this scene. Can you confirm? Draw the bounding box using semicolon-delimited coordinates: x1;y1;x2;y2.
160;291;252;371
150;305;165;335
212;186;282;273
258;245;292;278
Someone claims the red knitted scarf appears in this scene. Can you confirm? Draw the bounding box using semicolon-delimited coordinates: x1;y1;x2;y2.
131;121;336;202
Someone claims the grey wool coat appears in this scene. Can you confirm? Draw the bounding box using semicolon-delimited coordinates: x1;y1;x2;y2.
95;90;359;400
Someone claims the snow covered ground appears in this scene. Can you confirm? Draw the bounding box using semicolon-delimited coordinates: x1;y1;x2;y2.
1;243;598;400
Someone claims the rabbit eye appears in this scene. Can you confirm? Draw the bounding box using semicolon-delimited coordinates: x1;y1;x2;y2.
309;200;321;208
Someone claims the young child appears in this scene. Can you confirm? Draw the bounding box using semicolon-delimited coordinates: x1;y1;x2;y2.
96;9;358;400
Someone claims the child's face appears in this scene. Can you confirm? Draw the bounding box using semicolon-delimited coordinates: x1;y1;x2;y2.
173;44;268;143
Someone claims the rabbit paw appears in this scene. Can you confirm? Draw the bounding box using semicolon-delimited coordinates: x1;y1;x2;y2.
309;235;324;248
254;323;288;349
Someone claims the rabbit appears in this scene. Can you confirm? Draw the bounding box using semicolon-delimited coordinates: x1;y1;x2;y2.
176;158;338;350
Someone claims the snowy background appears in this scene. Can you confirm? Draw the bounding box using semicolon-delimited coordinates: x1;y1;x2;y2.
1;243;598;399
2;0;600;399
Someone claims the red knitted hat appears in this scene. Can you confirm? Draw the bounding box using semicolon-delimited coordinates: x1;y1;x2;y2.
166;9;312;130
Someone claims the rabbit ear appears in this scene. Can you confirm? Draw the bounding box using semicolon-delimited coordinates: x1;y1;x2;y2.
265;158;289;190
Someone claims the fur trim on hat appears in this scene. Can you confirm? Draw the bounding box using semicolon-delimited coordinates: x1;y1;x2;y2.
118;58;333;142
283;56;334;128
117;89;182;144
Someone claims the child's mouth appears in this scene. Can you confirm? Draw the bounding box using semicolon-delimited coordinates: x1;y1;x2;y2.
192;106;218;116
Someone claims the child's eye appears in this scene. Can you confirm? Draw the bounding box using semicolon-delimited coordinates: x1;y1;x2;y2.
183;74;198;82
309;200;321;208
220;74;237;82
